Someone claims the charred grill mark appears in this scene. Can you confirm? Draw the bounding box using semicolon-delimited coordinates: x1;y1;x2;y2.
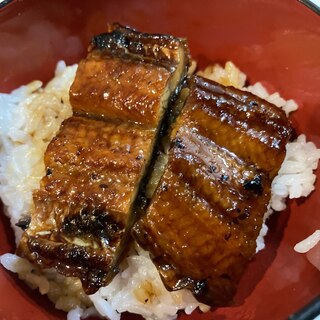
60;208;123;246
243;175;263;195
207;165;216;173
92;28;130;51
193;279;207;295
224;233;232;241
220;174;229;181
91;173;99;180
161;183;168;192
91;23;189;72
25;236;113;294
16;216;31;231
27;237;113;270
173;138;185;149
237;210;250;221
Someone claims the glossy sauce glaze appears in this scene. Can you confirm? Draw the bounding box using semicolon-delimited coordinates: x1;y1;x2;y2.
18;116;156;292
70;24;190;126
133;76;294;306
17;24;190;294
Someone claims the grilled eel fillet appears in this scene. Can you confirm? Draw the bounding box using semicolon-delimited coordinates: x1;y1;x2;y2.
17;24;190;294
133;76;294;306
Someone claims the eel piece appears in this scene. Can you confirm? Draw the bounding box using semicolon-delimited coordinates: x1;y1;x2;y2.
18;24;190;294
133;75;293;306
70;23;190;126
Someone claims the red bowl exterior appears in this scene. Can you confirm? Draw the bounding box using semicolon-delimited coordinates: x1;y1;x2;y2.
0;1;319;319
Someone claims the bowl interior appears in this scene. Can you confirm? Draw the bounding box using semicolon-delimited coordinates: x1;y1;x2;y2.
0;0;319;319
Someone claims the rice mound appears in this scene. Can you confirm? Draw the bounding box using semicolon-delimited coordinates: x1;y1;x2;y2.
0;61;75;241
0;61;319;320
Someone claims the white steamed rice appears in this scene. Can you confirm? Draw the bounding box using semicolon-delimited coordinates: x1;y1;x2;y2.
0;61;319;320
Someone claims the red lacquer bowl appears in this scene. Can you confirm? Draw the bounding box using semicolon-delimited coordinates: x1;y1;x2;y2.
0;1;319;319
